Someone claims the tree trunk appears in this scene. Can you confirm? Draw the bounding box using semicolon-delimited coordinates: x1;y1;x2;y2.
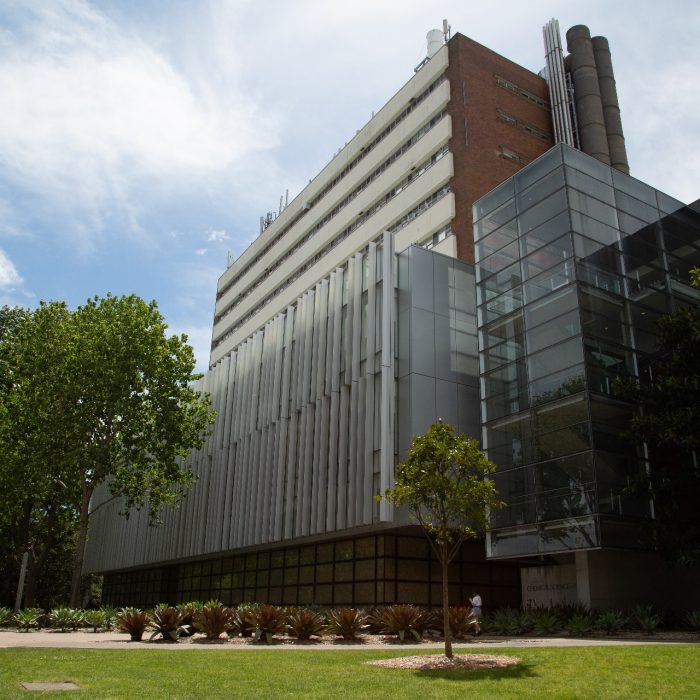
24;509;57;608
69;486;92;608
441;544;453;659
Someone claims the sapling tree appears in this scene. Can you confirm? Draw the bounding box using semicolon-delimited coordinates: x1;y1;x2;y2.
382;420;502;658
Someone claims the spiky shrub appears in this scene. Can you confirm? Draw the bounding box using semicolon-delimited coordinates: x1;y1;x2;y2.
193;603;234;640
116;608;149;641
515;610;537;635
176;602;202;636
684;610;700;631
596;610;628;636
551;602;591;626
0;607;15;627
364;607;385;635
568;613;595;637
150;605;187;642
83;609;106;632
631;604;660;635
100;606;118;631
49;607;75;633
249;604;288;644
230;603;257;638
448;606;479;639
488;608;521;636
15;608;43;632
371;604;428;642
533;611;562;636
325;608;368;640
286;608;326;640
69;608;85;631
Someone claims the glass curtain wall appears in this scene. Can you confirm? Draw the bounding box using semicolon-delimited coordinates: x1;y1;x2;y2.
474;144;700;558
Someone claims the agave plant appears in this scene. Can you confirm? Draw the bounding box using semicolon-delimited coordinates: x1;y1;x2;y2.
49;607;75;633
630;604;660;635
0;607;15;627
230;603;257;638
150;605;188;642
532;609;563;636
249;604;288;644
325;608;368;640
596;609;628;636
286;608;326;640
488;608;521;636
447;606;480;639
193;602;234;640
370;604;429;642
684;609;700;631
116;608;149;641
100;606;118;631
176;602;203;637
568;613;595;638
84;609;107;633
15;608;43;632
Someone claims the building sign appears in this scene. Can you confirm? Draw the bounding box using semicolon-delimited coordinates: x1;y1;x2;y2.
521;564;578;607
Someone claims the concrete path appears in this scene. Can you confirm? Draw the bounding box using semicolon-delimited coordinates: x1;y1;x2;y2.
0;631;691;650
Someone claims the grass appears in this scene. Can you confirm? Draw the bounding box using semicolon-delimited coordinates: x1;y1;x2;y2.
0;645;698;699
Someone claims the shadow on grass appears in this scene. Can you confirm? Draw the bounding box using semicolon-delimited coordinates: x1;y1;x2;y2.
414;662;537;683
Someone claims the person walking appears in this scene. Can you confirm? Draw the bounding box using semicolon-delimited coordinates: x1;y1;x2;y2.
469;592;482;635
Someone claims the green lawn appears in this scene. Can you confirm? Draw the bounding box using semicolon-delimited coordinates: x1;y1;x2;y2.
0;645;698;699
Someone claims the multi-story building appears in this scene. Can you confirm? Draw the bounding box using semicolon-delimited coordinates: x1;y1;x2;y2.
83;21;700;611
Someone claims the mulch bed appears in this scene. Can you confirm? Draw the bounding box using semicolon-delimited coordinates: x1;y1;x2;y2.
366;653;521;670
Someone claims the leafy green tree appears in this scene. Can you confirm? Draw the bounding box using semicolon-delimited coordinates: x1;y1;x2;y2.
1;295;216;607
615;268;700;565
382;421;502;658
0;303;80;608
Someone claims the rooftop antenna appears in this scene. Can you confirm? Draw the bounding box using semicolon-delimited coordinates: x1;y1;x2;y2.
442;19;451;42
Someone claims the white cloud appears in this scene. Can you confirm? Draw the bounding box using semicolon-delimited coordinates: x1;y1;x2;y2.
0;1;280;248
194;248;207;256
207;229;229;242
0;248;22;287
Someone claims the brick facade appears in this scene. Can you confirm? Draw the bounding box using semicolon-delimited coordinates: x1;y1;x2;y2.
446;34;553;263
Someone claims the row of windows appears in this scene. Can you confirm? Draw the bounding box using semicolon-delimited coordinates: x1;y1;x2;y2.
102;534;521;609
219;75;448;298
214;182;452;350
217;110;449;324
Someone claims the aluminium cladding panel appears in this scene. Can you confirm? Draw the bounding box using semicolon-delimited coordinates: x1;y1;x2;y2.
363;242;378;524
218;91;450;324
212;113;452;346
216;45;448;296
211;146;454;364
380;230;396;521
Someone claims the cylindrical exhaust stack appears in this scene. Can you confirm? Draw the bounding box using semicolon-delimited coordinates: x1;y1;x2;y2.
566;25;611;165
592;36;629;174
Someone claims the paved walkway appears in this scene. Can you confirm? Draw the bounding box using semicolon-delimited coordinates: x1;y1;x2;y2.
0;631;691;650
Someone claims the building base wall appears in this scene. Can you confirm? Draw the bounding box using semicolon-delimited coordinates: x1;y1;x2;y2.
521;549;700;612
101;528;521;611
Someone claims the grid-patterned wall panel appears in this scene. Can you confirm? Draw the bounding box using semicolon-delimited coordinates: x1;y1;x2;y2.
83;234;396;574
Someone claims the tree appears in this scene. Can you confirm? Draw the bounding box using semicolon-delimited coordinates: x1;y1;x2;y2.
614;269;700;565
1;295;216;607
382;421;503;658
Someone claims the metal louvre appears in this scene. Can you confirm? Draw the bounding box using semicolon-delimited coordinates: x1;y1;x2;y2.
83;242;397;575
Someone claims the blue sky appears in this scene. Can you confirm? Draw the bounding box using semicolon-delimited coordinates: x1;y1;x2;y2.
1;0;698;371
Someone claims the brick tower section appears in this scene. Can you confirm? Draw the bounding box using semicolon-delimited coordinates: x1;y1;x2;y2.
446;34;553;264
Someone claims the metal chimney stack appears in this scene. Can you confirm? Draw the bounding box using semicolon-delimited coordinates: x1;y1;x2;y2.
592;36;629;174
566;25;611;165
549;22;630;174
